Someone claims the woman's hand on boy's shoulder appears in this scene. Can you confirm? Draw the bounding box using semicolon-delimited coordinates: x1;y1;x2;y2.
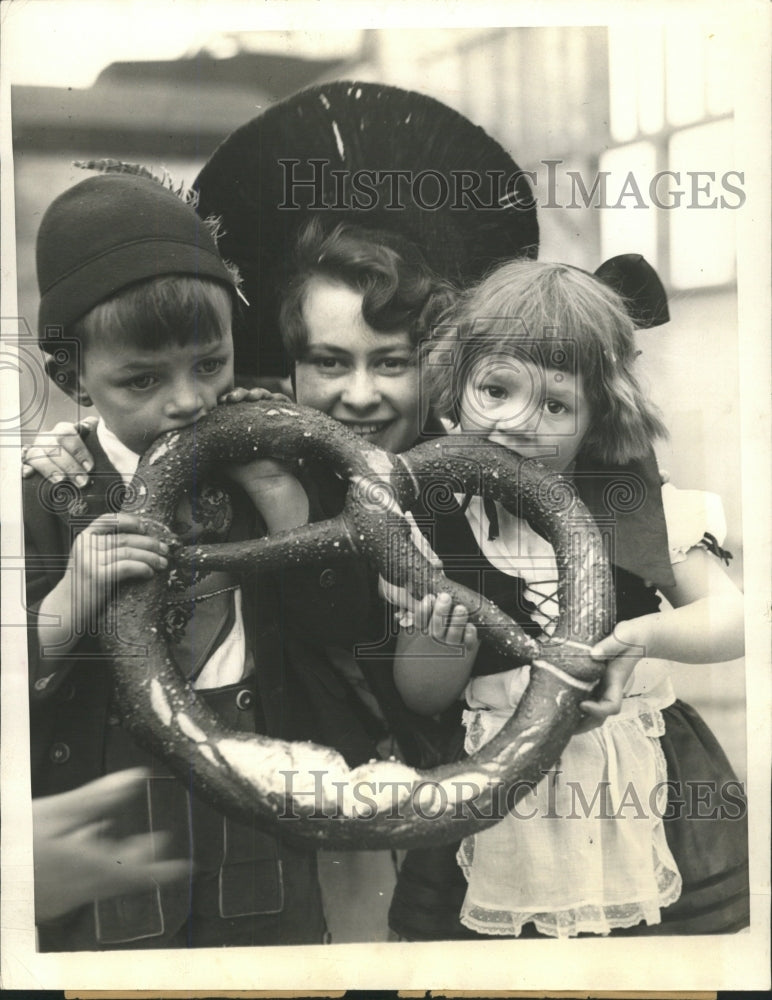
21;417;98;486
20;388;294;486
218;385;293;406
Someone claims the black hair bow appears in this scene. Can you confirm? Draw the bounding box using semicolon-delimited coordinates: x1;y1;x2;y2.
595;253;670;330
594;253;669;329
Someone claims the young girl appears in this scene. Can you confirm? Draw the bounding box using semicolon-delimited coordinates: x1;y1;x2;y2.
395;258;749;938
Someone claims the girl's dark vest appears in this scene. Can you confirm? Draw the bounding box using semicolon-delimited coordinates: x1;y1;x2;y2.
424;444;673;678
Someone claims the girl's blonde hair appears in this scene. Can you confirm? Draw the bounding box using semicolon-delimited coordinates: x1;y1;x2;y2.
424;259;667;465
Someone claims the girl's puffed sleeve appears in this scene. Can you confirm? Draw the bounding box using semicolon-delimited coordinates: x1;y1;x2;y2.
660;482;732;565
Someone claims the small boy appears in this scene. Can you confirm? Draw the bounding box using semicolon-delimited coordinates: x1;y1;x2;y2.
25;170;326;950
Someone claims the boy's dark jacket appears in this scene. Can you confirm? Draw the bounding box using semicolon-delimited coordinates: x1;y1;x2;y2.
24;431;333;948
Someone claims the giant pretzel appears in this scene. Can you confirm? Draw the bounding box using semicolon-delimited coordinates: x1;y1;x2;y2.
104;401;613;848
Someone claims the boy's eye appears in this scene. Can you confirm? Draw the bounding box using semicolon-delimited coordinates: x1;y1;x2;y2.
545;399;567;415
197;357;225;375
128;374;158;391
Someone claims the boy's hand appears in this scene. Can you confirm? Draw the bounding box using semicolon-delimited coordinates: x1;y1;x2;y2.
66;512;169;624
33;768;189;923
394;593;479;715
72;511;169;583
22;417;98;487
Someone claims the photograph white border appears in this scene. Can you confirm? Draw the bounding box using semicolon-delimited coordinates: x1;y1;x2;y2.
1;0;769;992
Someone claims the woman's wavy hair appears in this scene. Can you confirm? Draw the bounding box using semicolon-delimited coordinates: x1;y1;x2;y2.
279;218;457;359
424;259;667;465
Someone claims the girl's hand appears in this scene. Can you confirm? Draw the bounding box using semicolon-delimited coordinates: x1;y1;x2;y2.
409;593;478;648
33;768;189;923
218;386;293;406
22;417;98;486
577;544;746;734
394;593;479;715
575;631;642;732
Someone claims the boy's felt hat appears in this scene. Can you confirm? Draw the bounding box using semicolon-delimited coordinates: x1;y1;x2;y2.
194;81;539;376
36;172;236;343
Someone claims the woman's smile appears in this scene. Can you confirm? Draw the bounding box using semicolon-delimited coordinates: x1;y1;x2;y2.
293;278;424;455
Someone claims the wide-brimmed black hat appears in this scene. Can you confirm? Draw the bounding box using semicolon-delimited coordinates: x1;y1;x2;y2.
194;81;539;376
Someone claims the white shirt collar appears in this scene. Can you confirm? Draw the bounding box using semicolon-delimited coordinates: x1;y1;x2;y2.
97;420;141;484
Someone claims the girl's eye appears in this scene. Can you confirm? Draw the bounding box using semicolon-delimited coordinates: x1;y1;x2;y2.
127;374;158;391
480;383;508;401
545;399;567;415
197;358;225;375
